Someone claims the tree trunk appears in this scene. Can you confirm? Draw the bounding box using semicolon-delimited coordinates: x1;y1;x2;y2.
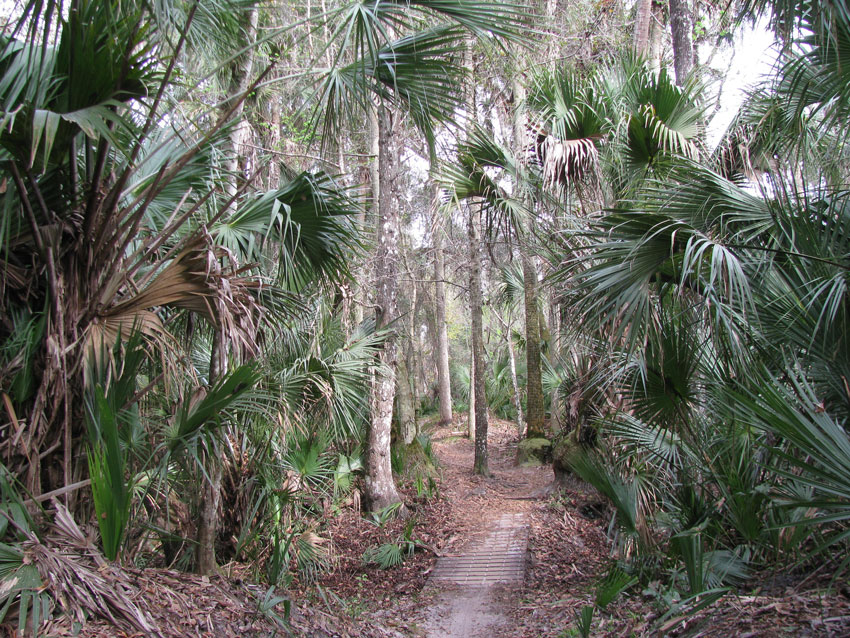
513;77;546;440
397;352;416;445
197;330;227;575
409;269;424;427
434;221;453;426
522;253;546;438
365;102;404;513
354;103;381;329
266;90;282;190
634;0;653;56
197;12;258;574
197;462;222;574
469;205;489;475
548;294;563;434
507;333;523;436
649;1;665;72
223;8;259;209
493;308;524;437
669;0;694;85
468;352;476;439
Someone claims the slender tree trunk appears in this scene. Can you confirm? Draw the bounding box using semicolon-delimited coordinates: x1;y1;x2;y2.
494;309;524;436
506;333;523;435
522;253;546;438
398;258;419;445
197;330;227;575
354;103;381;328
397;352;416;445
365;102;404;513
469;205;489;475
669;0;694;85
513;78;546;439
634;0;653;55
433;220;453;425
223;8;259;208
410;270;424;425
267;91;282;190
197;457;223;574
197;10;258;574
548;291;563;434
468;352;476;439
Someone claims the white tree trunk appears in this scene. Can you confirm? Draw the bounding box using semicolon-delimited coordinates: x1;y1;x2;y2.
633;0;652;56
469;205;489;475
365;102;404;513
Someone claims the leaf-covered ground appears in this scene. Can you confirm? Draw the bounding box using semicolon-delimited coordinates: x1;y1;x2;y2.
315;417;850;637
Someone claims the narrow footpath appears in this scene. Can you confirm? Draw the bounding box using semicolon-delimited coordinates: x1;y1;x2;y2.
415;418;551;638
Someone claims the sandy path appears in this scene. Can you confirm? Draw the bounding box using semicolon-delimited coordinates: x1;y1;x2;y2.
418;419;551;638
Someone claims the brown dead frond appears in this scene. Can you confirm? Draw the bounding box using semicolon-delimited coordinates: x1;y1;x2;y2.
25;501;162;636
83;232;265;371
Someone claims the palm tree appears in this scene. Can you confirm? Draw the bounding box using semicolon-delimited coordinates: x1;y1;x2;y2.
546;0;850;582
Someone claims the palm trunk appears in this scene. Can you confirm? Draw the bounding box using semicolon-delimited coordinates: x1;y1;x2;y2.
469;205;489;475
365;102;404;513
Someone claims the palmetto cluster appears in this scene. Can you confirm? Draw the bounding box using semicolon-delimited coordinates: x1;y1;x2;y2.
0;0;364;572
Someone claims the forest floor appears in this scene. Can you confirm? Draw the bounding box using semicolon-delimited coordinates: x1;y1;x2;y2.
36;415;850;637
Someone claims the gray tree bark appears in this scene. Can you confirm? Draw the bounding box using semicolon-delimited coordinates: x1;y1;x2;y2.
669;0;694;85
365;102;404;512
433;223;453;425
468;351;476;439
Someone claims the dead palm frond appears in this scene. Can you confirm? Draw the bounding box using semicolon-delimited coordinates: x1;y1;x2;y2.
24;502;160;636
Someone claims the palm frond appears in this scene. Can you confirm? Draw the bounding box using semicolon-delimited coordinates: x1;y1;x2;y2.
312;25;468;147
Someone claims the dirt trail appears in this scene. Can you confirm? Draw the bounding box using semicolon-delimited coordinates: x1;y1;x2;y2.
418;419;551;638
